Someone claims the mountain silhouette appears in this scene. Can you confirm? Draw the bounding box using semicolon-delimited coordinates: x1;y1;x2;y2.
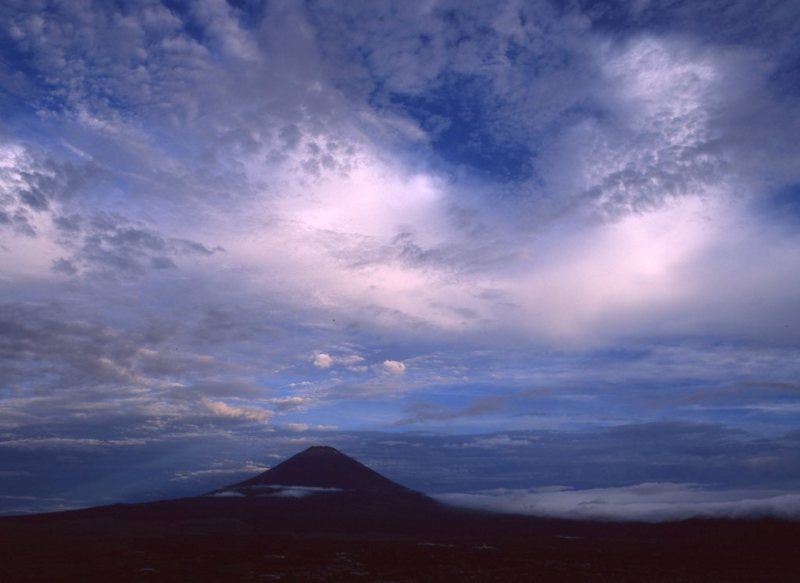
1;445;798;582
213;445;412;495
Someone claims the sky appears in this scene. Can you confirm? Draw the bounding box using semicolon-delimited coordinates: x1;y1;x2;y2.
1;0;799;521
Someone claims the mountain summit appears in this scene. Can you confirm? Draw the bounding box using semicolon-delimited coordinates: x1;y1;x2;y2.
213;446;413;496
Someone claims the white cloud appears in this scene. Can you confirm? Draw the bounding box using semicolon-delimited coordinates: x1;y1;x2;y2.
436;483;800;522
208;490;245;497
269;396;314;412
505;196;715;345
199;397;272;423
382;360;406;375
459;435;534;448
310;352;363;370
265;485;343;498
313;353;334;368
172;461;269;481
0;142;66;277
191;0;260;61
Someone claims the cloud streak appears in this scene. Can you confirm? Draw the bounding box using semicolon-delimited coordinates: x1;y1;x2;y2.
437;483;800;522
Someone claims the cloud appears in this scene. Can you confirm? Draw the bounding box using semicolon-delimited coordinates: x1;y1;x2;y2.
311;351;365;370
171;461;269;481
313;353;334;368
0;143;55;237
436;483;800;522
397;397;502;425
1;1;796;350
382;360;406;374
563;35;728;220
269;396;314;413
0;142;223;280
0;0;799;516
0;423;798;516
0;437;148;450
50;211;224;279
199;398;272;423
264;486;344;498
0;302;152;392
457;435;535;448
0;302;274;428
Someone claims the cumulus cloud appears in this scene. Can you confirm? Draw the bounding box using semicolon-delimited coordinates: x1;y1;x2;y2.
313;353;334;368
382;360;406;375
311;352;365;370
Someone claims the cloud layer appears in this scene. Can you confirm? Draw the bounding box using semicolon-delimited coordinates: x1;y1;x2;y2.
437;483;800;522
0;0;799;516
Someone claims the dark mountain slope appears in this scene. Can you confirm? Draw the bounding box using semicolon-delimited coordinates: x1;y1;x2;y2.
216;445;413;494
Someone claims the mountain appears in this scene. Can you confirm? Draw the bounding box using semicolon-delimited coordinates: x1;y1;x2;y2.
210;445;413;496
1;446;798;582
6;444;441;536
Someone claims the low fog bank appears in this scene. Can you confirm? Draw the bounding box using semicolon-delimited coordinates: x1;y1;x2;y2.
436;483;800;522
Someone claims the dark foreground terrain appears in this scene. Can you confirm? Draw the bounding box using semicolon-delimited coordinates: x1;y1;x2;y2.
1;447;797;582
1;513;799;582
